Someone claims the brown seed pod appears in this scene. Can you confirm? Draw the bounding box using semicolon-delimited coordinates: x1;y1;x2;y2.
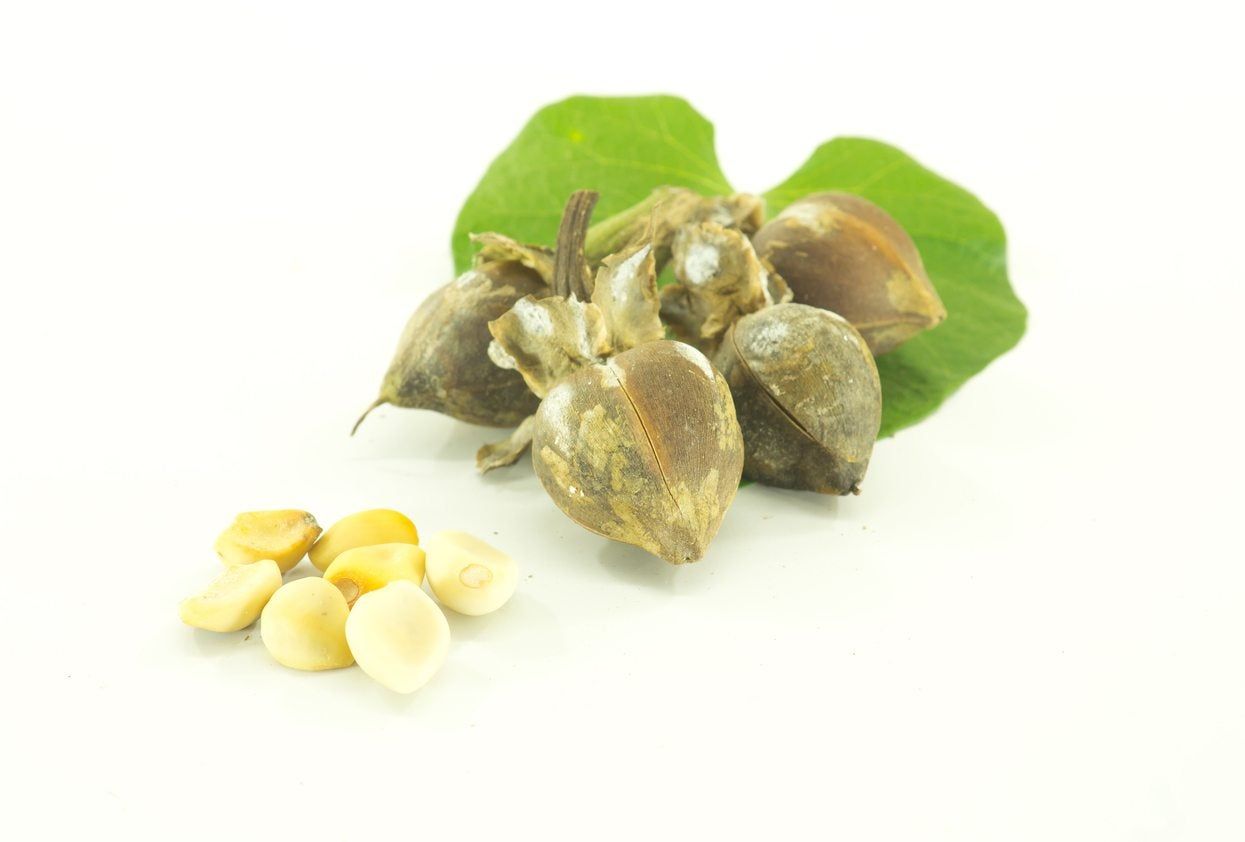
713;303;881;495
353;260;545;432
532;340;743;564
751;192;946;355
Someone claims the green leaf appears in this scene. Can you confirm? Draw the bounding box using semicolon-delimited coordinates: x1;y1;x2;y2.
452;95;732;273
763;138;1027;437
453;96;1027;438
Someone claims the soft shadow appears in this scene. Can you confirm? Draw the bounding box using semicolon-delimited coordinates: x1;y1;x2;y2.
189;626;254;657
597;541;681;591
442;592;562;647
737;482;843;518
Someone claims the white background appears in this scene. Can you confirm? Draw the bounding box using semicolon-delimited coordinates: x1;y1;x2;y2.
2;1;1243;839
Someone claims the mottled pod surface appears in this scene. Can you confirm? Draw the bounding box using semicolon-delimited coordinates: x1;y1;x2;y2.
714;304;881;495
532;340;743;564
365;261;545;428
752;192;946;355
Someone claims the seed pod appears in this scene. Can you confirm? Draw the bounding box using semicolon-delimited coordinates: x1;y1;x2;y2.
353;260;545;432
751;192;946;355
713;303;881;495
532;340;743;564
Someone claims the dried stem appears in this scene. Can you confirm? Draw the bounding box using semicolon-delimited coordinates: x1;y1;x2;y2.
552;190;599;300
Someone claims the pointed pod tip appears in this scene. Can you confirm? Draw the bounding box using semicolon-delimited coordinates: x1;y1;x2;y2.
350;398;387;436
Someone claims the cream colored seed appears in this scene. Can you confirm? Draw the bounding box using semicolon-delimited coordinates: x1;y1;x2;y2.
179;559;282;632
323;543;426;608
215;509;321;573
424;531;517;616
346;581;450;694
308;509;420;572
260;577;354;671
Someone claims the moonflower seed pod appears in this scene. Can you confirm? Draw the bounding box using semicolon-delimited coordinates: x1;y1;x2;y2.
353;260;545;432
532;340;744;564
713;303;881;494
752;192;946;355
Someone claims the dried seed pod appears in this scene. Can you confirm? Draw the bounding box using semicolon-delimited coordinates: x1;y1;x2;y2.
751;192;946;355
532;340;743;564
353;260;545;432
713;303;881;495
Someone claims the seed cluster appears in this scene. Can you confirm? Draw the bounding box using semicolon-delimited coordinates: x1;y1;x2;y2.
180;509;517;694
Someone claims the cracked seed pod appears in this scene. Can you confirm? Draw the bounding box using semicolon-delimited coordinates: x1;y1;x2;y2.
752;192;946;355
532;340;743;564
713;303;881;495
661;222;791;354
353;260;546;432
584;186;764;272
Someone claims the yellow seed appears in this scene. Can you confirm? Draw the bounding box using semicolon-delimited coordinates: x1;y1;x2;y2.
323;543;426;607
308;509;420;572
214;510;321;573
345;581;450;694
260;578;353;671
424;531;517;616
179;559;282;632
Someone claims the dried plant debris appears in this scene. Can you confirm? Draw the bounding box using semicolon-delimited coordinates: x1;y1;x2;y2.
584;186;764;271
487;295;611;398
590;239;663;352
469;232;555;284
660;222;791;353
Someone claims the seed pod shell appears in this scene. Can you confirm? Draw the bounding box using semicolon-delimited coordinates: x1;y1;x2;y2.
357;261;545;430
713;303;881;494
751;192;945;355
532;340;743;564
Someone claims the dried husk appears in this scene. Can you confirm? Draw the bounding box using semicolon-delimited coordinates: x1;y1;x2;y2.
584;187;764;272
661;222;791;354
354;261;545;431
486;295;610;398
713;303;881;495
532;340;743;563
470;233;555;283
751;192;946;355
589;240;663;352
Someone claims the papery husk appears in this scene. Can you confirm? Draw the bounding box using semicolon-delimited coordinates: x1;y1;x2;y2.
660;222;791;354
